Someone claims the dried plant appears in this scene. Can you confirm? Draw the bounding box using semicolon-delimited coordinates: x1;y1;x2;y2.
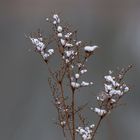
28;14;132;140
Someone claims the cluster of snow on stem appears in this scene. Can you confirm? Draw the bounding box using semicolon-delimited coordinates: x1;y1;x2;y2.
81;81;93;87
71;80;93;89
30;37;54;61
76;124;95;140
53;14;60;24
71;82;80;89
65;32;72;38
104;71;129;97
84;45;98;53
60;121;66;126
30;38;45;51
93;70;130;117
81;69;87;74
96;70;130;103
94;108;107;116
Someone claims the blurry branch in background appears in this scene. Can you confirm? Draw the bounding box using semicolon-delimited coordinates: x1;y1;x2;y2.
27;14;133;140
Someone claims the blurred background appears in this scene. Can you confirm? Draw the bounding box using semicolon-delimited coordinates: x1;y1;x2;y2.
0;0;140;140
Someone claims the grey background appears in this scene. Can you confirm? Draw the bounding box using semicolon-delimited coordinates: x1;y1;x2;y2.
0;0;140;140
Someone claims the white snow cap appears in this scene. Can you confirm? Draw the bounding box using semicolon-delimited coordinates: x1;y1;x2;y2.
30;38;45;51
104;84;112;92
60;121;66;126
84;45;98;52
90;124;95;129
81;81;89;87
65;50;75;57
124;86;129;92
60;39;66;46
75;73;80;79
76;41;82;46
94;108;107;116
81;69;87;74
57;33;63;38
104;75;120;87
46;18;49;21
53;14;60;23
42;52;49;60
53;14;59;19
109;89;123;96
65;43;74;47
71;82;80;88
53;20;57;25
57;26;63;32
48;49;54;55
76;124;94;140
65;32;72;38
81;81;93;87
41;49;54;60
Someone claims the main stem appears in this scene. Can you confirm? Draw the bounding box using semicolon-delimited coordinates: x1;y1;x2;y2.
67;64;76;140
59;82;72;138
91;116;103;140
72;89;75;140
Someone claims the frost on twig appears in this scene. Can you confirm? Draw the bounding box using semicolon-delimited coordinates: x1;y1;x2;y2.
28;14;133;140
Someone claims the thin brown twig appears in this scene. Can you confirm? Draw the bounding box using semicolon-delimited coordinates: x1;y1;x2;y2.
91;116;104;140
